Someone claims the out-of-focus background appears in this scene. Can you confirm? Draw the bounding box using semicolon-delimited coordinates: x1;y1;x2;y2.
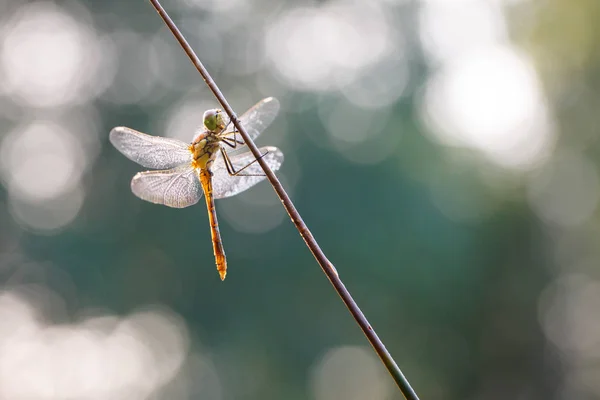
0;0;597;398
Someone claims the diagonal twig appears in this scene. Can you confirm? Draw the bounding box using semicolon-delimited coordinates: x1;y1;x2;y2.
146;1;419;399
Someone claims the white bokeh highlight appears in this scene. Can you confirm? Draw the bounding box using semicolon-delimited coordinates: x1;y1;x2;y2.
422;45;555;170
8;186;85;234
0;289;191;400
0;121;85;201
0;118;95;233
310;346;392;400
419;0;508;64
265;2;395;96
0;3;107;108
418;0;555;171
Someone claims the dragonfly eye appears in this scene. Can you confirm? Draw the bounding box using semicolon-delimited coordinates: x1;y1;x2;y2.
203;109;218;131
215;110;226;129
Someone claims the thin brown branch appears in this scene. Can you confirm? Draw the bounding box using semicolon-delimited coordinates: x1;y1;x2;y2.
146;1;419;399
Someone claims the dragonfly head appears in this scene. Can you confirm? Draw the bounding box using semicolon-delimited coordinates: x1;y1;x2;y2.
203;109;226;133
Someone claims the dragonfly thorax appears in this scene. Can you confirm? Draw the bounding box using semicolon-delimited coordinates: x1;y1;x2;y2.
191;131;220;170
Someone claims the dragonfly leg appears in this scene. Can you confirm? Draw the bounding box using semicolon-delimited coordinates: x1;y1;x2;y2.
220;136;245;149
220;118;245;149
219;146;270;177
232;125;239;148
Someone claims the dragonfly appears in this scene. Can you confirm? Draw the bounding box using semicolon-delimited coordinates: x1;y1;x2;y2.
109;97;283;281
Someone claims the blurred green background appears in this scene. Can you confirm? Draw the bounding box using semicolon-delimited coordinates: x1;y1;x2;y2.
0;0;598;398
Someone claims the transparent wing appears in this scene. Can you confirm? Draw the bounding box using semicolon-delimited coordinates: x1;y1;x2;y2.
110;126;191;169
221;97;280;143
212;146;284;199
131;165;202;208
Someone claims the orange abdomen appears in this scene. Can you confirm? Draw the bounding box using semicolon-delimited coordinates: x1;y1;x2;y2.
198;168;227;280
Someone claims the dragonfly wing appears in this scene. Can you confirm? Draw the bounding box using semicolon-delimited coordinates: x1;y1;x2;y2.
212;146;284;199
110;126;192;169
131;165;203;208
222;97;280;143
